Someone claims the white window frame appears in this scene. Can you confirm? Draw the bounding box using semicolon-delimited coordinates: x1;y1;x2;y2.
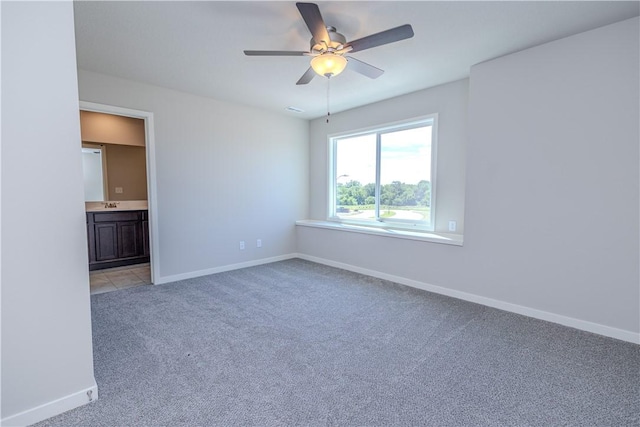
328;114;438;232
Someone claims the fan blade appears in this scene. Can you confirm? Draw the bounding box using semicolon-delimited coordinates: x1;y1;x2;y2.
346;56;384;79
296;2;330;45
296;67;316;85
346;24;414;53
244;50;308;56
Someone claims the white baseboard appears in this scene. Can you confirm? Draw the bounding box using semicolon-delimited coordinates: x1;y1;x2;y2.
1;384;98;427
147;253;639;344
296;254;640;345
154;254;298;285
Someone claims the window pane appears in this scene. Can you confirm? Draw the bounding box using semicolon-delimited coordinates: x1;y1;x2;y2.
335;134;376;219
380;126;432;223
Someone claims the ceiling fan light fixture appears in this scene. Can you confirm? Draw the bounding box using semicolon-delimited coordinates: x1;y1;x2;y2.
310;53;347;77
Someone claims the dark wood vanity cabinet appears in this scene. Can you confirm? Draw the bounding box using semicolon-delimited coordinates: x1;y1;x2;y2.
87;210;150;270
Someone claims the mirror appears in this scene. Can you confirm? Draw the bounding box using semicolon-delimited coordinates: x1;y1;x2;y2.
82;145;106;201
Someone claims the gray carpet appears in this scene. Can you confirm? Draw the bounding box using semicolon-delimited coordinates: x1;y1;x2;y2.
36;259;639;426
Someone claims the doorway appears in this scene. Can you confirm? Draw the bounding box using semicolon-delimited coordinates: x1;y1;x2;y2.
79;101;159;285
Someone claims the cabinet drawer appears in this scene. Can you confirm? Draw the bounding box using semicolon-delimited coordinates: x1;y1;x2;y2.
93;211;140;222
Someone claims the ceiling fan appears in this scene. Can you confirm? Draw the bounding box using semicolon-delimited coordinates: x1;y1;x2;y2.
244;2;414;85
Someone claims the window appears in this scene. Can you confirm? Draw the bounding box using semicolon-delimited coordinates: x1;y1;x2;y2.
329;115;437;231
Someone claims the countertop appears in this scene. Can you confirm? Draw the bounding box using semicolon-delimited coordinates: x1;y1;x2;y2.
86;200;148;212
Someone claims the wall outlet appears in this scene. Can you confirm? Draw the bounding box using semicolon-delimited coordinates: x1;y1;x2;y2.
256;239;262;248
448;220;457;232
239;241;245;250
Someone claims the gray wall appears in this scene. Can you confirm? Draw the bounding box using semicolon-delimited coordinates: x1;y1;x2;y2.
299;17;639;340
1;2;97;424
465;17;639;335
77;71;309;280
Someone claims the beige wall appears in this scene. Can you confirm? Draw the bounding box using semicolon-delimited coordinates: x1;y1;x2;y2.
80;110;145;147
105;143;148;200
81;110;148;201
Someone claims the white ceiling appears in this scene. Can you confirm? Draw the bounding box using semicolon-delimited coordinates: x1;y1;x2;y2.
73;1;639;120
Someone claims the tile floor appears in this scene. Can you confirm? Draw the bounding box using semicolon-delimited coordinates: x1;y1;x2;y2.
89;263;151;295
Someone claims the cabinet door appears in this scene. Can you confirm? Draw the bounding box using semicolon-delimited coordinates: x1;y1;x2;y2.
118;221;141;258
87;215;95;263
142;220;150;256
95;223;118;261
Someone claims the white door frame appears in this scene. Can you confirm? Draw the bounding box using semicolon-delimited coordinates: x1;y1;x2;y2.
80;101;160;284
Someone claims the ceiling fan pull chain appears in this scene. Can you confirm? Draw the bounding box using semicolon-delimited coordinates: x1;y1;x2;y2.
326;76;331;124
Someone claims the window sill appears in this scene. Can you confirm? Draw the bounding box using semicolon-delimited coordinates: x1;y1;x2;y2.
295;220;463;246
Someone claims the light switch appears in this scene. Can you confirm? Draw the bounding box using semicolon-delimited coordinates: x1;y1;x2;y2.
115;187;123;194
